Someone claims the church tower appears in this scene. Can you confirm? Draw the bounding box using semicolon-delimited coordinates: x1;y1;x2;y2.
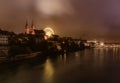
31;20;35;35
25;19;30;34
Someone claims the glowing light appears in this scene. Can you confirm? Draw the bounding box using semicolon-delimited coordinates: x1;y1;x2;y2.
44;36;48;40
43;59;54;80
100;42;104;46
44;27;54;37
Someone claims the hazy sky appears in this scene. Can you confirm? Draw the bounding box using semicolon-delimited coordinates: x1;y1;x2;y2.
0;0;120;41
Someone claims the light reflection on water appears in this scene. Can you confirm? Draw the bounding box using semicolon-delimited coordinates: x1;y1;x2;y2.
0;48;120;83
42;59;54;83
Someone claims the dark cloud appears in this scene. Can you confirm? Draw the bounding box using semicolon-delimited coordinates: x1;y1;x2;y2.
0;0;120;41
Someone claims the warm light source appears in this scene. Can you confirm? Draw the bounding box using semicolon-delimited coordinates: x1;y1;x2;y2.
44;27;54;37
100;42;104;46
43;59;54;80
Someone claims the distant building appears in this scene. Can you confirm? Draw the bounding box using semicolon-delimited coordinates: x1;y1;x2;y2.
86;40;99;48
24;19;46;43
31;20;35;35
25;19;36;35
0;35;8;45
25;19;30;34
0;29;15;45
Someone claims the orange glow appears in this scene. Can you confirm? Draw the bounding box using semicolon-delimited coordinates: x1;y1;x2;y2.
100;42;104;46
44;27;54;37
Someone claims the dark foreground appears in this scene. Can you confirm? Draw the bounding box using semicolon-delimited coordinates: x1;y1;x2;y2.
0;48;120;83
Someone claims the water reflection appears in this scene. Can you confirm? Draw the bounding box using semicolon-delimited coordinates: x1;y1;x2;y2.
75;52;81;64
42;58;54;83
0;48;120;83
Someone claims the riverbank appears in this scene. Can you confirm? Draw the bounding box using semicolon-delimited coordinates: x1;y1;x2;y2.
0;40;86;63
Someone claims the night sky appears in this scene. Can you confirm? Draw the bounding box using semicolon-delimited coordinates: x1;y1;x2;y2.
0;0;120;41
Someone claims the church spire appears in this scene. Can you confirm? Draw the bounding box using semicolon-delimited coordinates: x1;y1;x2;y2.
25;18;30;34
31;19;35;35
25;19;28;27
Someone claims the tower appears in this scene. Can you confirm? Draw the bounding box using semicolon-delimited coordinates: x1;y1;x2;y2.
25;19;30;34
31;20;35;35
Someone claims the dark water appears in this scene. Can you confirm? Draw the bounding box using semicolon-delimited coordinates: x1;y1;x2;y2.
0;48;120;83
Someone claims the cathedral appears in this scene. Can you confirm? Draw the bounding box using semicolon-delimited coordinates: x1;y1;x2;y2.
25;19;35;35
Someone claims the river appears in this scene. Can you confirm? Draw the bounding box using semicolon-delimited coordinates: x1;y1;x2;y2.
0;48;120;83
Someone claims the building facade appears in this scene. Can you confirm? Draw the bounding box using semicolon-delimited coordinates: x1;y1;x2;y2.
0;29;15;45
25;19;35;35
0;35;8;45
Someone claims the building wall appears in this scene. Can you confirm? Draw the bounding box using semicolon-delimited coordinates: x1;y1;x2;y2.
0;35;9;45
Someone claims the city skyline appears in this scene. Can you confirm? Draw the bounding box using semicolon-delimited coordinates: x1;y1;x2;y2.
0;0;120;41
0;1;120;83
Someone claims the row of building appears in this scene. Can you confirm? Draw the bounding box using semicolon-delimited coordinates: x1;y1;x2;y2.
0;19;45;45
0;19;105;47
